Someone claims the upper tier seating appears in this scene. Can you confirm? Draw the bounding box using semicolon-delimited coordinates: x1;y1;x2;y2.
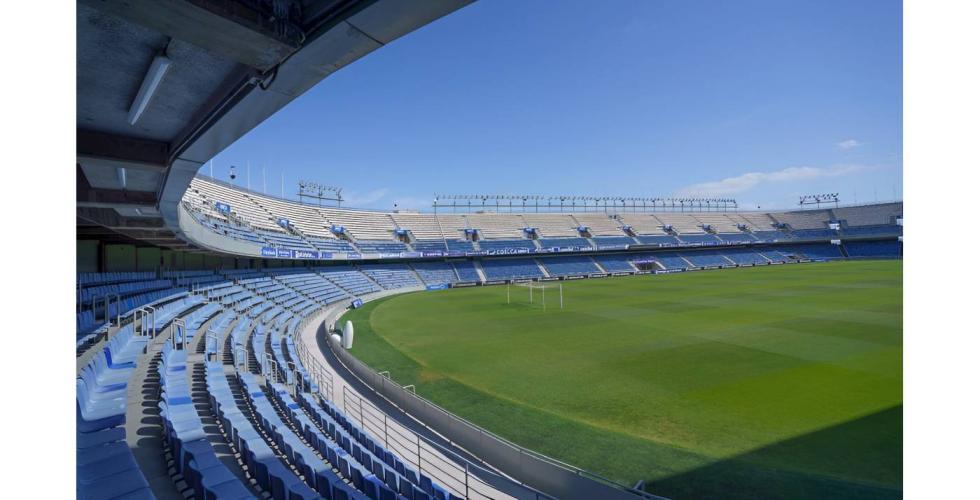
308;237;356;253
790;228;837;239
355;240;408;254
391;213;444;240
750;230;786;241
618;214;669;235
478;239;537;252
572;213;628;236
635;235;679;245
676;234;721;245
537;237;592;249
832;202;902;227
592;236;635;247
771;209;833;230
715;232;756;243
465;213;525;239
652;213;706;234
693;213;744;233
521;213;580;237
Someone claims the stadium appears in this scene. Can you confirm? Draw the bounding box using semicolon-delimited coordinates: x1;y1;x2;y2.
73;1;903;500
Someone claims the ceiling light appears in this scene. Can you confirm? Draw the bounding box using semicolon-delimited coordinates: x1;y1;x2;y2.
127;55;172;125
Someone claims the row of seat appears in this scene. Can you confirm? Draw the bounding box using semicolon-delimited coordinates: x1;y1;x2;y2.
158;341;256;498
77;318;153;499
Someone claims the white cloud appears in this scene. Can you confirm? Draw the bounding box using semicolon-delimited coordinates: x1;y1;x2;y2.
343;188;389;206
837;139;861;150
676;165;867;197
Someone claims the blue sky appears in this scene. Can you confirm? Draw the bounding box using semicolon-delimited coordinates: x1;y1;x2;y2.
204;0;902;211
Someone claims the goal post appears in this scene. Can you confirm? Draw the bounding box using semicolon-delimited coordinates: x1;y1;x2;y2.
510;281;563;310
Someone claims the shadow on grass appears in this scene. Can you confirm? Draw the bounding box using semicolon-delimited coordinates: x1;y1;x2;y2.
648;405;902;500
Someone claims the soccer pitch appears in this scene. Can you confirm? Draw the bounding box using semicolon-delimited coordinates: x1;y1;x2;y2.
341;260;902;499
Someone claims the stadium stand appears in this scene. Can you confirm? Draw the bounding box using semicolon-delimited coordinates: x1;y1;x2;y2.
832;202;902;227
450;261;481;282
678;251;731;268
723;248;771;265
844;240;903;258
521;213;580;237
771;209;833;229
572;213;629;236
537;237;592;248
653;213;708;234
592;236;635;247
635;234;680;245
478;239;537;252
357;263;422;289
411;261;458;286
650;253;692;270
539;255;601;276
617;214;670;235
592;254;637;273
481;258;545;280
841;224;902;237
465;213;525;239
676;233;721;245
354;240;409;254
777;243;845;260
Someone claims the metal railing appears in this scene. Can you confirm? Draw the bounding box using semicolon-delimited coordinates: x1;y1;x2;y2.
288;311;553;500
327;329;667;500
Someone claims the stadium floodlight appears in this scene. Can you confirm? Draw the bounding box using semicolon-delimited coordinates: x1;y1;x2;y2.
128;54;172;125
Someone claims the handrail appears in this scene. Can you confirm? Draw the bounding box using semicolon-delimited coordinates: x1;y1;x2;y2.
171;318;186;350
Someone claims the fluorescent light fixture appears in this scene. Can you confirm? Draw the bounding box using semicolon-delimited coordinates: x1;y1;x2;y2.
116;167;127;189
127;55;172;125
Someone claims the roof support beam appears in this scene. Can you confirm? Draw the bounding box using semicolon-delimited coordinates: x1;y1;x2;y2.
77;164;159;209
77;129;170;172
79;0;302;71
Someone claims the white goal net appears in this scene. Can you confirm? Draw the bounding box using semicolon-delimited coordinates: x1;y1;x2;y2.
508;281;564;310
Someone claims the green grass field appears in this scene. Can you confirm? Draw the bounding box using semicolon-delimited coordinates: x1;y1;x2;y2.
341;260;902;499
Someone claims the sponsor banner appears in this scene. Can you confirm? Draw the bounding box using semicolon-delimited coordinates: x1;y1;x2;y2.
260;247;277;257
422;251;447;258
464;251;484;257
401;252;421;258
276;249;293;258
346;252;362;260
487;248;529;256
426;284;449;291
379;253;403;259
351;298;364;309
597;245;628;251
294;249;317;259
215;202;231;214
318;251;333;259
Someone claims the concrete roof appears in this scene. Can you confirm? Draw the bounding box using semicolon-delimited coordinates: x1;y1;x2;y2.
77;0;474;250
